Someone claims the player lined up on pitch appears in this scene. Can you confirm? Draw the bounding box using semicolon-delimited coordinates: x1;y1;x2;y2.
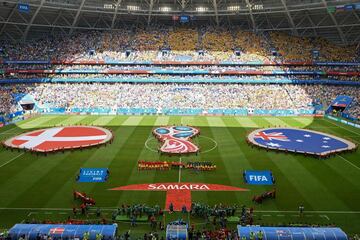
137;160;216;171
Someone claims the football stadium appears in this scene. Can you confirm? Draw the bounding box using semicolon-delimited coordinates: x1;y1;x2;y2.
0;0;360;239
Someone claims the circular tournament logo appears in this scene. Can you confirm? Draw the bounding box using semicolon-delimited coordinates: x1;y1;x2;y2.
153;126;200;154
247;128;357;157
3;126;113;152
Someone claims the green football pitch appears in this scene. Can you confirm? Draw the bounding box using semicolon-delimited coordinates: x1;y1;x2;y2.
0;115;359;236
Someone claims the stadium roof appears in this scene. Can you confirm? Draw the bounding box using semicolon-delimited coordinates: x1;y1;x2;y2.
0;0;360;45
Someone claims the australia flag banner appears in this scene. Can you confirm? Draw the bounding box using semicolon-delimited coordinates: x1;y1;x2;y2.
248;128;356;157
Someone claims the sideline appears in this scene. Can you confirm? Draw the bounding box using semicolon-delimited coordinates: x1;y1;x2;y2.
1;207;360;214
323;118;360;136
0;153;25;169
337;154;360;171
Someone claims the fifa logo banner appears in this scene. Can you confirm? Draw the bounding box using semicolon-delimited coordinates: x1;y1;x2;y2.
153;126;200;154
243;170;274;185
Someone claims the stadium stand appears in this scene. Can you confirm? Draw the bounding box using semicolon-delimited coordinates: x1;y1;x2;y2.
0;83;359;117
0;2;360;237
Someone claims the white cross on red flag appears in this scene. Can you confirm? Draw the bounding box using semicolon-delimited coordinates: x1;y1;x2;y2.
4;126;112;152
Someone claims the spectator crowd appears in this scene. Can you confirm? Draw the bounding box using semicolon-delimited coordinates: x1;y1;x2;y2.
0;83;359;117
1;26;358;62
0;27;359;119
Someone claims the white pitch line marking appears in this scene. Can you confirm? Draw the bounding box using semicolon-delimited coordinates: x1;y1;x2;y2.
337;154;360;171
178;157;182;183
323;118;360;136
320;215;330;220
255;210;360;214
0;133;23;135
0;153;25;169
0;127;19;134
0;207;359;215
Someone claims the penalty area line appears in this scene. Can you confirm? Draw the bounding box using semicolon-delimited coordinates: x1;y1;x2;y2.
0;152;25;169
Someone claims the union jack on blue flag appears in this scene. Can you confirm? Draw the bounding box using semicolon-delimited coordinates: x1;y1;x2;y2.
254;131;289;141
249;128;353;155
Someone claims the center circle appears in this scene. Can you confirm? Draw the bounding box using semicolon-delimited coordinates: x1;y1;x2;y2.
144;135;217;154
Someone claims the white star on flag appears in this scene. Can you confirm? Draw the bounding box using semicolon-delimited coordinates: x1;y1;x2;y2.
296;139;303;142
323;141;328;143
323;137;330;140
304;134;311;138
266;142;281;147
321;145;330;148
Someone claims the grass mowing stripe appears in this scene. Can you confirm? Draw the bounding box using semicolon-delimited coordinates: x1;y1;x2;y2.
0;115;359;233
167;116;182;126
259;117;360;210
45;125;134;208
279;117;309;128
322;155;360;190
91;116;116;126
221;117;279;210
265;151;351;211
336;155;360;171
43;116;121;207
0;151;72;207
123;117;173;207
292;117;315;126
51;115;84;126
115;127;161;207
263;117;290;127
225;119;306;212
9;150;96;208
293;153;360;211
322;118;360;136
154;116;170;126
121;116;144;126
306;119;360;169
171;116;210;204
258;117;342;211
181;116;196;126
251;117;274;128
0;153;25;169
0;125;23;135
94;126;140;207
113;117;160;206
206;118;251;205
16;116;58;128
234;117;259;128
23;115;70;129
206;117;226;127
185;119;232;206
0;147;27;164
106;116;130;126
